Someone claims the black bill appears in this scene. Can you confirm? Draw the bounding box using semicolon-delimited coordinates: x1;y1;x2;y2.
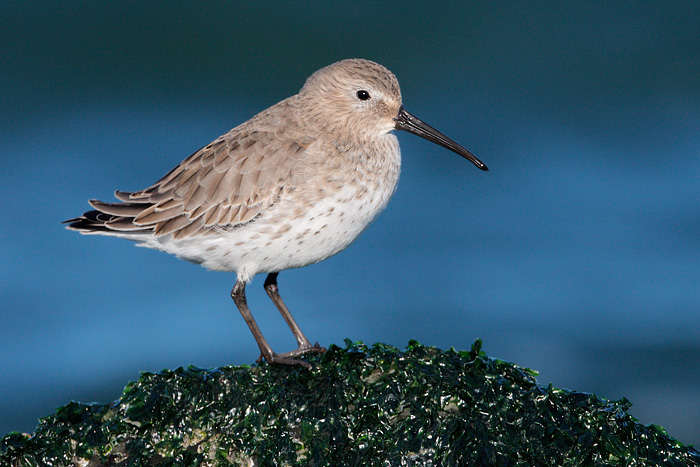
394;106;488;171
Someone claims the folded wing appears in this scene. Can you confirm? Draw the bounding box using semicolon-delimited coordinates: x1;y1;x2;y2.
66;107;313;240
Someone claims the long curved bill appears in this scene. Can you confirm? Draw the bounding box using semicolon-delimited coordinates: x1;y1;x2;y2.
394;106;488;171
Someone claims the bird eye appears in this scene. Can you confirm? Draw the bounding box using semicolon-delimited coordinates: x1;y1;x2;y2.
356;90;371;101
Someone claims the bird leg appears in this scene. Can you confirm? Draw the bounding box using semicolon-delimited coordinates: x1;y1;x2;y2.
231;280;311;368
264;272;326;358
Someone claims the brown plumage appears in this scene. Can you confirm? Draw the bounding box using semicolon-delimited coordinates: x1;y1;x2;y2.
68;99;314;240
65;59;487;368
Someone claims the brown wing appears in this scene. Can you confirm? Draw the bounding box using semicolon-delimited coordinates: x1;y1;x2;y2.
71;99;314;240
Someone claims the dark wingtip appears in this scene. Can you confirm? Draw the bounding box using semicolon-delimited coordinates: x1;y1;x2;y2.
63;210;115;232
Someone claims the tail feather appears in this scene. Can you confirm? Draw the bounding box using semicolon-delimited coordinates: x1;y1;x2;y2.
64;201;154;235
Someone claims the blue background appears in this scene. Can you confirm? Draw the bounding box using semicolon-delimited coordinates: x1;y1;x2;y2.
2;1;699;445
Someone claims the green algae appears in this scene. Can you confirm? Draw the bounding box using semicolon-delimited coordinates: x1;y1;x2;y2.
2;340;698;466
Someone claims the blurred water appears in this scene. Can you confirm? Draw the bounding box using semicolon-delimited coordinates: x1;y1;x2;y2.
1;1;699;446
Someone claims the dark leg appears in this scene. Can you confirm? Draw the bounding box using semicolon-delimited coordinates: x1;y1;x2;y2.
231;280;311;369
264;273;325;357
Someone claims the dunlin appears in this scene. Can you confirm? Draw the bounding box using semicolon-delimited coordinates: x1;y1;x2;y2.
66;59;487;368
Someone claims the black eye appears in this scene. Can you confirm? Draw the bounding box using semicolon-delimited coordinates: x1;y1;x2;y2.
356;90;371;101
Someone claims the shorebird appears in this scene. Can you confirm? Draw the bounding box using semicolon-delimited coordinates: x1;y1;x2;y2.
65;59;488;368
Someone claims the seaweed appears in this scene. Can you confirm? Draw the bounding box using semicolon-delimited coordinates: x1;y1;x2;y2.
2;340;698;466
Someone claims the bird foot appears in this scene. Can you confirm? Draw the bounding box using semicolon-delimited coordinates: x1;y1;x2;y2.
256;342;326;369
279;342;326;358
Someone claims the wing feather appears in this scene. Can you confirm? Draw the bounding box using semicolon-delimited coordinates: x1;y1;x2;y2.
88;200;145;216
171;217;205;239
134;203;185;225
70;97;313;239
153;214;191;236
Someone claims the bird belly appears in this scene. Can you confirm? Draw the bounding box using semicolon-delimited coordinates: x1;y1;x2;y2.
144;169;398;281
136;136;402;282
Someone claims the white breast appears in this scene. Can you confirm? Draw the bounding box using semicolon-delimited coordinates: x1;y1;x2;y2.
140;135;402;282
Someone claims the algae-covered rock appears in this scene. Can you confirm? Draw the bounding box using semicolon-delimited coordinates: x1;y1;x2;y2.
2;340;699;466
